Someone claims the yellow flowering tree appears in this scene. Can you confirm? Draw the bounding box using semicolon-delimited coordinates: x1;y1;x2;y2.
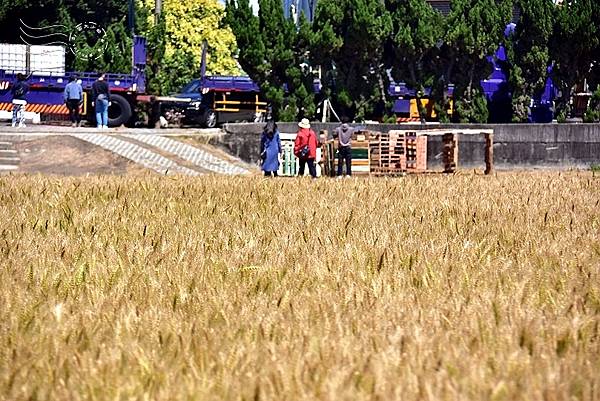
140;0;240;94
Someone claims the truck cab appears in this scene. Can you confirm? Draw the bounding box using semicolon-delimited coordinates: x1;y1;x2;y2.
161;76;267;128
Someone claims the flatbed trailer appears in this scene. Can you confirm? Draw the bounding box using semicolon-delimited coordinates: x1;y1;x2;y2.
0;36;147;127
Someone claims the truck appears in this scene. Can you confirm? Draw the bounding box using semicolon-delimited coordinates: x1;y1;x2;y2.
156;42;268;128
0;36;268;128
0;36;147;127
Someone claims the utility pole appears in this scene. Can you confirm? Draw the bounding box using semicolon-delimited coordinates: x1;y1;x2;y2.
155;0;162;25
128;0;135;34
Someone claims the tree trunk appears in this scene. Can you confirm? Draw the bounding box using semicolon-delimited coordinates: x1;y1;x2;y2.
443;58;455;122
409;65;426;124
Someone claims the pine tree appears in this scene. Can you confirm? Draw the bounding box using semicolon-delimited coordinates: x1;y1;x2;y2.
439;0;513;122
226;0;315;120
311;0;391;120
549;0;598;120
384;0;442;122
506;0;554;122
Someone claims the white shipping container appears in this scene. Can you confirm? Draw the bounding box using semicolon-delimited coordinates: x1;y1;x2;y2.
30;46;65;75
0;44;65;76
0;44;27;74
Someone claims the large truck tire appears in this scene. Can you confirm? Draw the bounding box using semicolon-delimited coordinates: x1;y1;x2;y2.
108;94;133;127
203;109;218;128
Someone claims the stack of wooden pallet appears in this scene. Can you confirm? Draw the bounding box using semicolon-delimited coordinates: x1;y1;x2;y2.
403;131;428;172
369;131;406;176
321;129;429;177
369;130;428;175
442;132;458;173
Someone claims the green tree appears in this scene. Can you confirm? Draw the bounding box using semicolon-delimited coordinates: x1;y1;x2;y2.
550;0;599;120
505;0;554;122
312;0;392;120
226;0;315;120
384;0;442;122
583;87;600;122
224;0;265;81
0;0;136;73
439;0;513;123
70;21;134;74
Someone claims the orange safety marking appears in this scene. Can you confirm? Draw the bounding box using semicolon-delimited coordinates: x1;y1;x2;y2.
397;117;421;123
0;102;68;114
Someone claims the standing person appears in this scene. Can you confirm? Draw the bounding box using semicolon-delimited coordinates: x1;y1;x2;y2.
294;118;318;178
260;121;282;177
10;73;29;128
92;73;111;129
64;75;83;127
334;120;354;177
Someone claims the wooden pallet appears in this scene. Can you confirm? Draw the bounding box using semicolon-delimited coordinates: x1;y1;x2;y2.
370;131;407;173
405;132;428;172
442;133;458;173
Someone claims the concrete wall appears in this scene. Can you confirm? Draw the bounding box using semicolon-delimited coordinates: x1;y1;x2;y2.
222;123;600;170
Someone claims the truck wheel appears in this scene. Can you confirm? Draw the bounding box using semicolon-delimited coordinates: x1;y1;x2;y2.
203;109;217;128
108;94;132;127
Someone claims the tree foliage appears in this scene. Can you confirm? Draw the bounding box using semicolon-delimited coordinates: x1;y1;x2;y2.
549;0;599;120
384;0;442;122
139;0;239;94
0;0;136;73
440;0;513;122
312;0;392;120
505;0;554;122
0;0;239;94
4;0;600;122
225;0;600;123
226;0;315;120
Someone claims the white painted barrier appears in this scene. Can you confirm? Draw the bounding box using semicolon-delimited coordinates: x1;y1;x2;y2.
0;110;41;124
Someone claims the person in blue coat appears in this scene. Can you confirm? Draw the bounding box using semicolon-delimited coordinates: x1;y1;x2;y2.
260;121;282;177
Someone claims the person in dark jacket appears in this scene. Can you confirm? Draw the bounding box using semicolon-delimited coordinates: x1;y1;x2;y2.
11;73;29;128
92;73;111;129
64;75;83;127
334;120;354;177
293;118;318;178
260;121;282;177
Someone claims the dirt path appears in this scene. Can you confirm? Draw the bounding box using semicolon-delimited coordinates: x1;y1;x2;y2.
13;136;148;175
2;132;257;176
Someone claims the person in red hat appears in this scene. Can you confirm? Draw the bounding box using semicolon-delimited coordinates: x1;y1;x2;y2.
294;118;318;178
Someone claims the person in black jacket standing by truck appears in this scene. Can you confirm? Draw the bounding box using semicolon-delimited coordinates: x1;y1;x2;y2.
92;73;111;129
11;73;29;128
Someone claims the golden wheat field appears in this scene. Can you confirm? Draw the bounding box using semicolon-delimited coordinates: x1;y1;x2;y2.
0;172;599;401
